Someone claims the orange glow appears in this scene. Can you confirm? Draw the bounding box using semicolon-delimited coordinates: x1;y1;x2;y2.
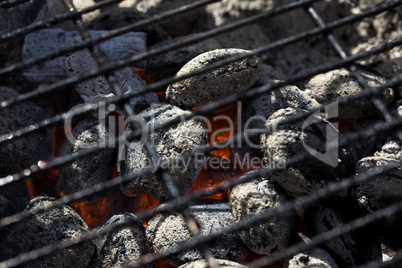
71;197;108;229
204;104;238;159
133;68;152;85
24;178;35;199
154;260;175;268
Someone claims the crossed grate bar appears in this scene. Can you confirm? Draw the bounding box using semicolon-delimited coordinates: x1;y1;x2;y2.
0;0;401;267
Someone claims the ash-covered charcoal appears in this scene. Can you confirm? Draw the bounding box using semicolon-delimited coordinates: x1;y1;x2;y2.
0;86;53;177
118;105;207;200
260;108;355;197
146;203;247;266
215;24;270;51
229;172;298;254
286;247;339;268
178;259;248;268
261;108;354;197
56;117;116;197
90;213;151;268
0;196;95;267
134;0;206;36
304;197;382;266
23;28;147;83
65;48;158;115
146;36;222;81
166;48;262;108
305;68;394;119
354;140;402;249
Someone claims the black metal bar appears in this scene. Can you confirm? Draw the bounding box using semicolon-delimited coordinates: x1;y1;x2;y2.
1;160;399;268
1;37;401;189
0;0;123;42
1;0;400;111
248;199;402;268
0;0;29;8
305;4;394;123
0;0;224;78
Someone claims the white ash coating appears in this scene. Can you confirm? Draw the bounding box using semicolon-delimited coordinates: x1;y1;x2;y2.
230;173;298;254
287;247;339;268
0;86;53;177
90;213;151;268
355;140;402;211
118;105;207;200
178;259;248;268
260;108;353;197
305;68;394;119
0;196;94;268
166;48;262;108
146;203;247;266
305;200;382;265
57;117;116;197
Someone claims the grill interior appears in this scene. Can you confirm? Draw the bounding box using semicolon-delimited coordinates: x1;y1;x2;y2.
0;0;401;267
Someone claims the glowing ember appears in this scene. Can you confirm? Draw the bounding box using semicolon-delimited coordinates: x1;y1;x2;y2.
71;197;108;229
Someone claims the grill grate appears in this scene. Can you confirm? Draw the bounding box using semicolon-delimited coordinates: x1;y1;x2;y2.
0;0;401;267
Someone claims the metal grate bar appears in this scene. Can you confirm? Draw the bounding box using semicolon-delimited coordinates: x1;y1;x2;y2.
0;0;224;77
248;199;402;268
62;0;216;264
1;0;400;111
0;36;401;190
0;0;29;9
305;4;394;123
2;160;399;268
0;0;123;42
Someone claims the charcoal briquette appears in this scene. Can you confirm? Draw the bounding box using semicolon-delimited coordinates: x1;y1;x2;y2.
286;247;339;268
0;194;17;219
166;48;262;108
90;213;151;268
215;24;270;51
354;140;402;249
304;197;382;265
57;117;116;197
118;105;208;200
65;48;158;116
178;259;248;268
229;172;298;254
260;108;354;197
0;86;53;177
305;68;394;119
146;203;247;266
0;196;95;267
146;36;222;81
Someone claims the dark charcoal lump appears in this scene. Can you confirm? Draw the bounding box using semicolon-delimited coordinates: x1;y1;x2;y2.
118;105;208;200
65;48;158;115
0;86;53;177
0;196;95;267
90;213;151;268
260;108;355;197
354;140;402;249
57;117;116;197
305;68;394;119
229;172;298;254
146;36;222;81
286;247;339;268
178;259;248;268
166;48;262;108
304;197;382;265
146;203;247;266
0;194;17;219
